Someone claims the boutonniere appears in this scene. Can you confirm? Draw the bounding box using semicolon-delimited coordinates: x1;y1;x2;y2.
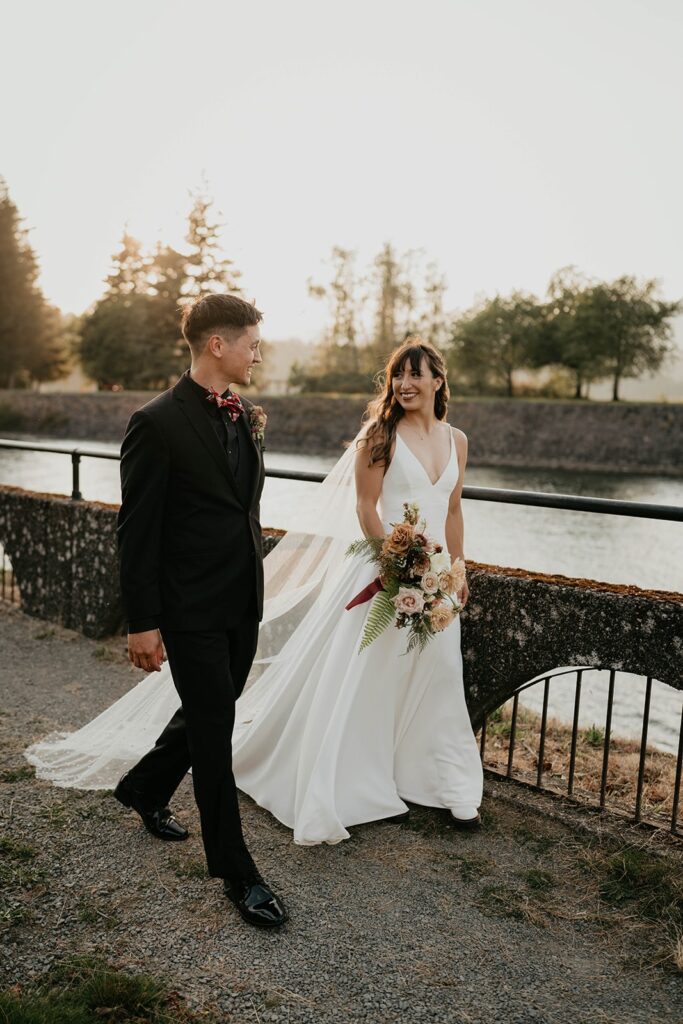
249;405;267;449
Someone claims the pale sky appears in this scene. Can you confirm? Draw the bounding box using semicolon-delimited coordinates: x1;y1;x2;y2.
2;0;682;340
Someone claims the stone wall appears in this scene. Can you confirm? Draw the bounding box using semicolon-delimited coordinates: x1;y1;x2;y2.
1;389;682;474
1;486;680;717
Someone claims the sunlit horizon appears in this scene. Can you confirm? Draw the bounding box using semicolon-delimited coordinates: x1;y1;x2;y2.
3;0;682;344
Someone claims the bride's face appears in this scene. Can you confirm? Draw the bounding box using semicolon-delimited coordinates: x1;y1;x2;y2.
392;356;442;413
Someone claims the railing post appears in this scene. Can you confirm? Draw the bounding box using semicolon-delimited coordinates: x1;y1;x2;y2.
71;451;82;501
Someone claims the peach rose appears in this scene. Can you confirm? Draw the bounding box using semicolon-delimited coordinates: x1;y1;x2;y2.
429;603;455;632
383;523;414;556
420;570;440;595
393;587;425;615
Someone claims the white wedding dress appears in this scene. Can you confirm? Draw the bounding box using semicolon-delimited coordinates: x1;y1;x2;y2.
26;430;483;845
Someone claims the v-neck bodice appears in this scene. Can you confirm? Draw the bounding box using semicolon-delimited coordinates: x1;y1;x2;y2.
379;426;458;545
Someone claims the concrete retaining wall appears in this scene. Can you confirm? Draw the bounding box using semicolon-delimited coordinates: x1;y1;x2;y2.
1;389;682;474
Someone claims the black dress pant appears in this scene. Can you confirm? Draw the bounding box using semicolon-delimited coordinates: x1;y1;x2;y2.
125;617;259;882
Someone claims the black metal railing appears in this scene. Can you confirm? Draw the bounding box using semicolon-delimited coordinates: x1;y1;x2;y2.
2;438;682;521
1;438;682;837
479;666;683;837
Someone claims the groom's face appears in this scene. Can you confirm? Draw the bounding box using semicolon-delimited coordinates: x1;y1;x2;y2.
218;324;263;387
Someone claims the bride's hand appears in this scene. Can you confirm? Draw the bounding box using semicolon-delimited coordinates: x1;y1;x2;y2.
457;578;469;609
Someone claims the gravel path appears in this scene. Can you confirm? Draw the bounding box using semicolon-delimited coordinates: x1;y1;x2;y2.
1;603;682;1024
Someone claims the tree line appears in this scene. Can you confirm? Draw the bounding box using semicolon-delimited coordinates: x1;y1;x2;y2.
300;248;681;401
0;179;244;390
0;178;680;400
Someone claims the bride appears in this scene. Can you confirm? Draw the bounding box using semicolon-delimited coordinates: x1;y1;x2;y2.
26;339;483;846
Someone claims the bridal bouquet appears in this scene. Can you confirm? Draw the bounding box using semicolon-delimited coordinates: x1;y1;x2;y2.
345;502;466;654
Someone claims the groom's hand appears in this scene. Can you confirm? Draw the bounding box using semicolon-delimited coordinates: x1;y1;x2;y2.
128;629;165;672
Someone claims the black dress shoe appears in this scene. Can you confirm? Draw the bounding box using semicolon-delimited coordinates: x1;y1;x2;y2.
224;877;288;929
114;774;188;841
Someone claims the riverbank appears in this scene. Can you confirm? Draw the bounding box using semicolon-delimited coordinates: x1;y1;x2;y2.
1;389;682;475
1;602;683;1023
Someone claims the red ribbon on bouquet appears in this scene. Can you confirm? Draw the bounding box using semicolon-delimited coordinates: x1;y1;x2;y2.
345;576;384;611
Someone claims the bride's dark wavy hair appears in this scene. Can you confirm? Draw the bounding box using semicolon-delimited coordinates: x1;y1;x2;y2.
360;338;450;469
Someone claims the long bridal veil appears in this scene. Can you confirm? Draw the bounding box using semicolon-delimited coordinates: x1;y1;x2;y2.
25;434;364;790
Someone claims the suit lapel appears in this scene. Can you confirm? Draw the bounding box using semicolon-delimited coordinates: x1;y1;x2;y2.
173;374;245;505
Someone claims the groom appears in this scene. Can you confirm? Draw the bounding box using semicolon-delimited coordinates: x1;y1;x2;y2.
115;293;287;929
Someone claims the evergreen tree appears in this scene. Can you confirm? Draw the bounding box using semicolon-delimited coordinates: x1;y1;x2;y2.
0;178;67;387
185;189;242;297
104;231;149;296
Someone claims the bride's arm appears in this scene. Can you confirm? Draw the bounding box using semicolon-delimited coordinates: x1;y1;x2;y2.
354;437;386;539
446;428;469;607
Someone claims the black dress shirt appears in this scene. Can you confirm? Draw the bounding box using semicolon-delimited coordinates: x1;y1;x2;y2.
186;371;241;476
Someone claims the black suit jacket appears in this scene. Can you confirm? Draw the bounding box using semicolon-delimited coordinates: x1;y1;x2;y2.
117;372;265;632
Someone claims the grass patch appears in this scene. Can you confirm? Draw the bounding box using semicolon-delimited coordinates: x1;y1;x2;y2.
0;904;33;931
524;868;555;892
76;900;120;931
0;837;42;890
583;725;604;748
0;837;37;862
597;847;683;926
476;882;551;928
0;956;208;1023
171;857;207;881
457;854;494;883
0;765;35;783
582;842;683;971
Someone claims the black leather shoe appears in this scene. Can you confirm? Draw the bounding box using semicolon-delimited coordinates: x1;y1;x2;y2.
114;773;188;841
224;877;288;929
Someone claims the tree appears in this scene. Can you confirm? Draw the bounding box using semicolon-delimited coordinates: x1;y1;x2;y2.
0;178;68;388
533;268;610;399
80;232;181;390
147;243;190;375
308;247;363;376
421;262;449;350
370;242;404;367
80;293;154;389
450;292;543;397
105;231;149;296
185;188;242;297
591;276;680;401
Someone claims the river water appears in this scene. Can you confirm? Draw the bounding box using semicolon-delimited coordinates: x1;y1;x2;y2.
1;436;682;753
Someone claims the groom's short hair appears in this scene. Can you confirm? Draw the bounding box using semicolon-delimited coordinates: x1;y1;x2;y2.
181;294;263;354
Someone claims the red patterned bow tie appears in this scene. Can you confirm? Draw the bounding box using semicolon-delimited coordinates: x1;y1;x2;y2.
206;386;244;422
